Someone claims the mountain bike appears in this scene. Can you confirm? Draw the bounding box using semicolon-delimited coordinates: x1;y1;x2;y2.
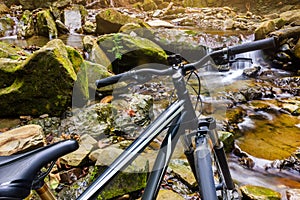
0;36;277;200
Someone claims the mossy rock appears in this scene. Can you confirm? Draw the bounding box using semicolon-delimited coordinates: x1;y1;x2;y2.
254;20;276;40
36;9;58;39
240;185;281;200
89;147;149;199
0;41;29;59
95;8;144;35
0;39;87;117
97;33;168;74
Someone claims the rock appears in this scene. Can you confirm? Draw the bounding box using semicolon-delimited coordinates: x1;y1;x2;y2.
169;159;196;187
60;134;97;166
243;65;261;77
0;16;15;37
0;3;9;14
286;189;300;200
224;18;235;30
73;60;113;106
95;8;144;35
279;9;300;24
0;124;46;156
55;19;69;34
295;39;300;59
83;36;111;68
94;93;153;137
157;189;185;200
97;33;168;74
36;9;58;39
240;185;281;200
89;145;148;199
0;39;87;117
82;21;96;34
18;10;35;38
141;0;158;11
254;20;276;40
18;0;71;10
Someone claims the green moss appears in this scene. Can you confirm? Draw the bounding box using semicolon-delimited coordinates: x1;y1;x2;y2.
36;9;58;38
240;185;281;200
0;78;23;95
93;166;147;200
66;46;84;73
0;41;29;59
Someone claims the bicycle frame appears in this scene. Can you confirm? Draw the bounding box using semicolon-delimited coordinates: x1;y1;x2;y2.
78;70;199;200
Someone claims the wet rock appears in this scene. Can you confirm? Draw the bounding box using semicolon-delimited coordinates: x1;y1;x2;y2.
141;0;158;11
169;159;196;187
279;9;300;24
82;21;96;34
240;185;281;200
95;8;144;35
0;39;87;117
286;189;300;200
254;20;276;40
0;3;9;14
0;124;46;156
157;189;184;200
97;33;168;74
36;9;58;39
242;65;261;78
60;134;97;166
82;35;111;68
55;19;69;34
94;93;153;138
0;16;15;37
89;145;148;199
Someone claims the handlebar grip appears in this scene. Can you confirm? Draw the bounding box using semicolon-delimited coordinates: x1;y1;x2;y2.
96;73;124;88
228;37;277;55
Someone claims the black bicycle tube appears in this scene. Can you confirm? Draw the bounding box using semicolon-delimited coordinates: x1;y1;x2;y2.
194;135;218;200
77;100;185;200
214;142;235;190
142;112;185;200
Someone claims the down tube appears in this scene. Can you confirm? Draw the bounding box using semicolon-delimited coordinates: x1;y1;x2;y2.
77;100;185;200
142;111;187;200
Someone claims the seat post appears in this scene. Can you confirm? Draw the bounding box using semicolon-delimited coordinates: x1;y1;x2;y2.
36;182;56;200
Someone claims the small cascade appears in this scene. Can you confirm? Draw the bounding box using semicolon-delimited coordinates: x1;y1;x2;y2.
64;10;82;34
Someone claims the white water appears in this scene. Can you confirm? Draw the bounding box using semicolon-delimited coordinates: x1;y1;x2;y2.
64;10;82;33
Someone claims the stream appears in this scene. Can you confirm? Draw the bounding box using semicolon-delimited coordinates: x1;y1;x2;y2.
1;6;300;199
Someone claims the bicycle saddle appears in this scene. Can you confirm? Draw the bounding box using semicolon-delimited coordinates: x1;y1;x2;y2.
0;139;79;199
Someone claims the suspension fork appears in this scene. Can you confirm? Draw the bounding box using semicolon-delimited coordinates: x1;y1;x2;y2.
184;117;234;190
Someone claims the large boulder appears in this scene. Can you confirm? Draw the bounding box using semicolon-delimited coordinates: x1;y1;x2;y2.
96;33;168;74
254;20;276;40
0;39;87;117
95;8;145;35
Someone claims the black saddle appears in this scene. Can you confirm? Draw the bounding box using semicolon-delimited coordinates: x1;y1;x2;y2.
0;139;79;199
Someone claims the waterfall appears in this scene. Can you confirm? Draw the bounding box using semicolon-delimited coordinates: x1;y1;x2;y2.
64;10;82;34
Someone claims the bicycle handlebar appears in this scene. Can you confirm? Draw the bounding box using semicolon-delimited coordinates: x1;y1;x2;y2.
226;37;276;55
96;37;277;88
